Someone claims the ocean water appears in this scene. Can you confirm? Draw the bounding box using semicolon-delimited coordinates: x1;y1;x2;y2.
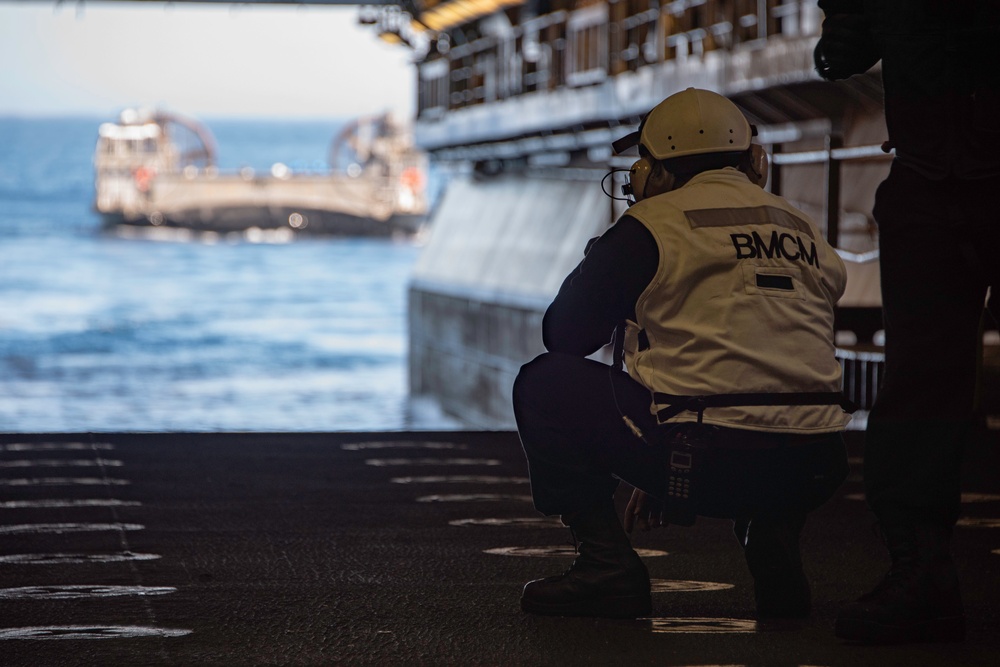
0;116;442;432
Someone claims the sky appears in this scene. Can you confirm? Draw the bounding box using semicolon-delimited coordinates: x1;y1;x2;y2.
0;1;415;119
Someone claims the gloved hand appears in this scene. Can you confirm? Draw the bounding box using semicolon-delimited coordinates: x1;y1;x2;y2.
814;13;881;80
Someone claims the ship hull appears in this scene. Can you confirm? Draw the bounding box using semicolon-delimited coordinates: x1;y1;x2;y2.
101;207;425;237
96;172;426;237
408;174;613;428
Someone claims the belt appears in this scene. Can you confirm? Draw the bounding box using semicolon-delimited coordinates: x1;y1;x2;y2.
653;391;856;424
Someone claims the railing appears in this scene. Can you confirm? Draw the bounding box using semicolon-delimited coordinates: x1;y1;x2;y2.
770;140;893;415
417;0;820;119
771;141;891;250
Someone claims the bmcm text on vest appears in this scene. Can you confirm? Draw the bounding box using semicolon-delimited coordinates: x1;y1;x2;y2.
730;231;820;268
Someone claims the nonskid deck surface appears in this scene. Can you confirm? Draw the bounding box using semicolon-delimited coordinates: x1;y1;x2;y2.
0;430;998;666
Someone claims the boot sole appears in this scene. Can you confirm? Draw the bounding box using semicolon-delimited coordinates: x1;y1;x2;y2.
521;594;652;619
835;615;966;644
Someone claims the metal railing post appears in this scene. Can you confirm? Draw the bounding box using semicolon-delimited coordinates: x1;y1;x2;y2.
824;133;842;248
770;143;782;196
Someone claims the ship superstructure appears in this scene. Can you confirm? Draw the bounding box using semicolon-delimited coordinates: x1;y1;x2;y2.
365;0;890;427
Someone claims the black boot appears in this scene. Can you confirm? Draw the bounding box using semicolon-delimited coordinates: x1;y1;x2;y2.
835;517;965;643
736;516;811;619
520;502;651;618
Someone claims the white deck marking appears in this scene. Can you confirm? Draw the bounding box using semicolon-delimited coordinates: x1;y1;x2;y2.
645;617;758;633
449;517;563;528
957;517;1000;528
417;493;533;503
0;459;124;468
847;492;1000;503
959;493;1000;503
2;443;114;452
0;523;144;535
650;579;735;593
0;552;161;565
391;475;528;484
366;458;501;467
0;585;176;600
341;441;468;450
484;546;668;558
0;626;191;640
0;499;141;509
0;477;130;487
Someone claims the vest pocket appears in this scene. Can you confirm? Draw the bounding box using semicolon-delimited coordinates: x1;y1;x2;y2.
742;265;804;300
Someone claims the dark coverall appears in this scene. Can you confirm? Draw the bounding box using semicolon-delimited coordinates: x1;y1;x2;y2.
512;215;848;539
817;0;1000;528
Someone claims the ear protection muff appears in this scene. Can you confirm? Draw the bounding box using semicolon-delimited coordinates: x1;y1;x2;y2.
745;143;769;189
625;156;650;204
628;156;677;204
627;144;767;203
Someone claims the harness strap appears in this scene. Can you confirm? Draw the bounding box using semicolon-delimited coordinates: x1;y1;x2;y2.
653;391;856;424
612;323;626;371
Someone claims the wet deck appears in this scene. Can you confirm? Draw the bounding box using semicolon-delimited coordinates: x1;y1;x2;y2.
1;430;998;666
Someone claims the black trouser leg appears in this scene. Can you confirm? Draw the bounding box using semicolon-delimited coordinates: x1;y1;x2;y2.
513;353;656;617
835;164;1000;643
735;514;810;619
864;164;996;527
512;352;662;516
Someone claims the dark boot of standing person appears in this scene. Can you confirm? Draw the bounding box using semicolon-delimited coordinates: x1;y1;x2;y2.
520;501;651;618
736;515;811;619
835;514;965;643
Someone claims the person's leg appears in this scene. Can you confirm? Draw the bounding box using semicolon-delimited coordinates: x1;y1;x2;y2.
735;514;810;619
864;167;994;528
725;433;847;620
512;351;661;618
513;352;666;515
837;165;987;643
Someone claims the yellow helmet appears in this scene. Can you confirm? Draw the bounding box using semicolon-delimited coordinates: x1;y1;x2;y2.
640;88;753;160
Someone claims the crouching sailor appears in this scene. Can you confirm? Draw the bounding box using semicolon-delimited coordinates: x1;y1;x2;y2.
512;88;854;620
